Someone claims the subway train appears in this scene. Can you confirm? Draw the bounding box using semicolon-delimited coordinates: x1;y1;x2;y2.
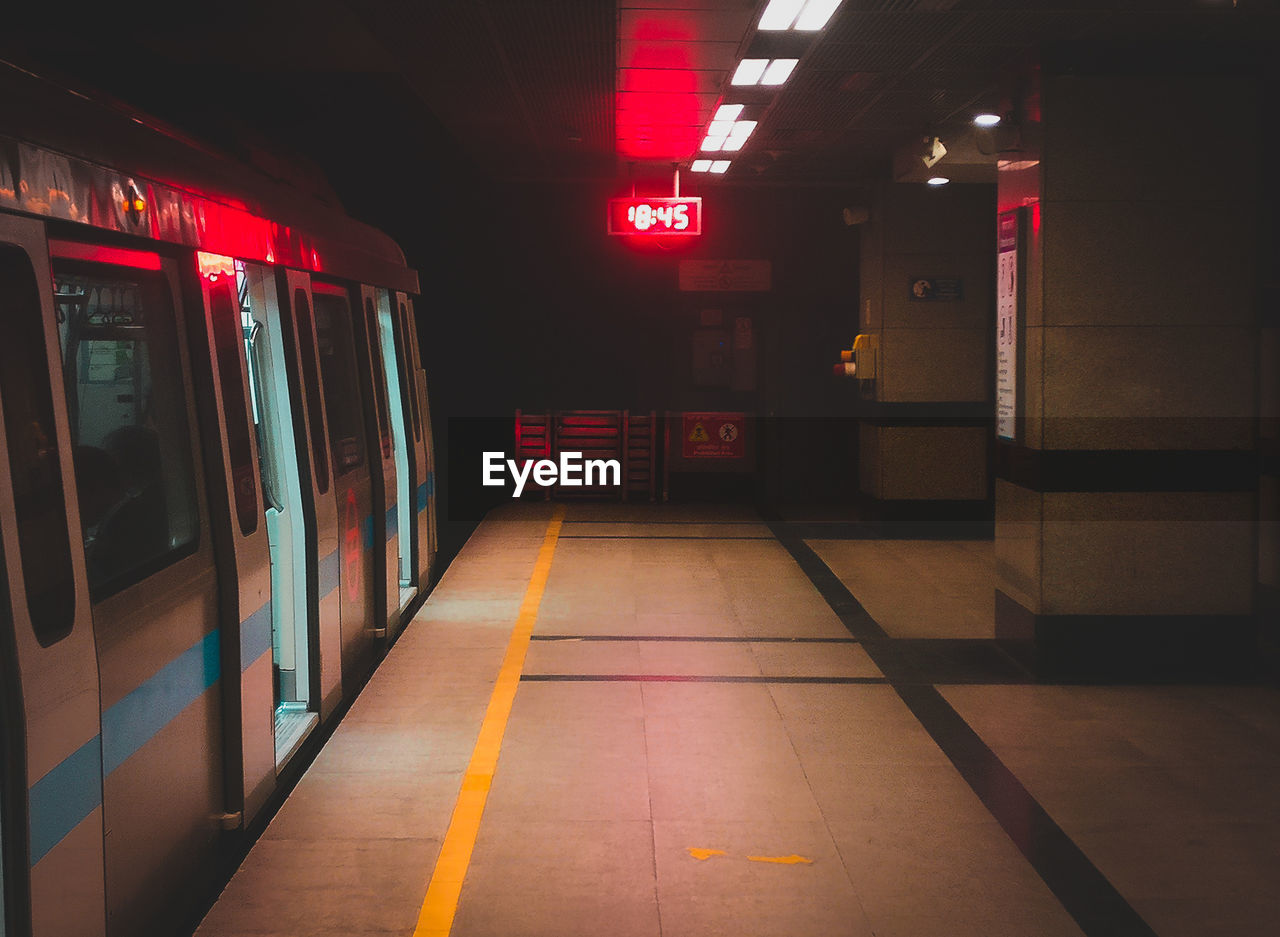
0;61;437;936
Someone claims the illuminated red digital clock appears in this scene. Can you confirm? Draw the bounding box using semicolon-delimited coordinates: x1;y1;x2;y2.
607;197;702;236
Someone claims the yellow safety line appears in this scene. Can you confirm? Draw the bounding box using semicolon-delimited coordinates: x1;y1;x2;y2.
413;505;566;937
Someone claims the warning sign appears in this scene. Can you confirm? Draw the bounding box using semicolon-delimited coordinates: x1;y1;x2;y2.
682;412;746;459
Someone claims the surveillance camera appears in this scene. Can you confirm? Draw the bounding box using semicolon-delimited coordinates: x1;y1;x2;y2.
920;136;947;169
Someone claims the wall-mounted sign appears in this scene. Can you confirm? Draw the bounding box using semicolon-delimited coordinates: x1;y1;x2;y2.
679;259;771;292
682;412;745;459
607;197;702;235
908;276;963;301
996;211;1019;441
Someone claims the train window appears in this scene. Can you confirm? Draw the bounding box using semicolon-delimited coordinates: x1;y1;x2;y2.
208;275;258;535
0;245;75;643
52;258;199;598
364;297;392;459
312;288;366;476
397;301;422;442
292;289;329;495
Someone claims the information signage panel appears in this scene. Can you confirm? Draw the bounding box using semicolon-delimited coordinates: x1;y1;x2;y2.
996;211;1019;441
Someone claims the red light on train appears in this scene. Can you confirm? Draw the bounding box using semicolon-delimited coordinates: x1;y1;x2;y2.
607;197;701;236
197;251;236;282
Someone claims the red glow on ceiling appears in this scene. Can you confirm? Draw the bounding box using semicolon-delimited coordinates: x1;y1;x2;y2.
616;19;702;162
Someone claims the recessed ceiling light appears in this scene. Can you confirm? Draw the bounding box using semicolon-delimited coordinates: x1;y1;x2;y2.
926;176;950;186
714;104;744;122
732;60;769;85
973;113;1001;127
759;0;806;30
760;59;799;86
691;159;713;172
794;0;842;31
723;121;758;152
710;160;731;174
701;133;728;152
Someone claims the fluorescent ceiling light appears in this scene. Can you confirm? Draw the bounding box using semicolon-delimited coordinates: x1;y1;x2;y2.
926;176;950;186
760;59;799;85
973;113;1001;127
714;104;743;121
794;0;842;31
723;120;757;152
710;160;731;174
759;0;805;30
732;59;769;85
691;159;713;172
707;120;735;137
701;134;728;152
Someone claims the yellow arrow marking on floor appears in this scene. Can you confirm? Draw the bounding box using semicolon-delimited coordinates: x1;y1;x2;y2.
747;854;813;865
414;505;566;937
686;848;814;865
687;847;728;861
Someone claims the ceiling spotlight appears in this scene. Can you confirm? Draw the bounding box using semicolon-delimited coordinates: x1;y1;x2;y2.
973;113;1002;127
926;176;950;186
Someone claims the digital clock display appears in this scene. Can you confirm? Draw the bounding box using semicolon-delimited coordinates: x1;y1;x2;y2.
607;197;702;236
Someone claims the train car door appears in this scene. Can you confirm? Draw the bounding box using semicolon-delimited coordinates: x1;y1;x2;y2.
359;287;400;640
191;254;275;826
237;265;340;766
0;217;106;937
311;282;378;689
393;292;435;590
374;290;416;622
276;271;343;721
47;237;222;937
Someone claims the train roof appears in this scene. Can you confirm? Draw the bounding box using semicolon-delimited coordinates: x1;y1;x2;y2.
0;59;419;295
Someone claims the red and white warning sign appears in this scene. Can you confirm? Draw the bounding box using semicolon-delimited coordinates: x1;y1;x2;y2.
682;412;746;459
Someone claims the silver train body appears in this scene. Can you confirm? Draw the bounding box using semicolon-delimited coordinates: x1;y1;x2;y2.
0;62;437;936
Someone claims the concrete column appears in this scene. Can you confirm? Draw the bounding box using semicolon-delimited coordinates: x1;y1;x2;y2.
857;181;994;517
993;47;1263;678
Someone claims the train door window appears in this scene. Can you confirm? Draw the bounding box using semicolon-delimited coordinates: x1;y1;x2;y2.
237;264;316;761
375;292;413;586
292;289;329;495
396;300;421;443
363;297;391;459
312;286;366;477
51;248;199;599
0;244;75;643
207;267;258;536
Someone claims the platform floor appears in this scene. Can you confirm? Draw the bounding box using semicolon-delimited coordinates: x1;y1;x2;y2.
194;503;1280;937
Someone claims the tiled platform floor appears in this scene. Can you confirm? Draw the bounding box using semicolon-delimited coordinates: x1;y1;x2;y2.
194;503;1280;937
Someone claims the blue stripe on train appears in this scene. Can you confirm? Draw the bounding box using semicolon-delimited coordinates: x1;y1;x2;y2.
318;548;341;597
416;475;433;513
385;504;398;540
30;628;222;866
102;630;222;775
241;600;273;672
28;735;102;865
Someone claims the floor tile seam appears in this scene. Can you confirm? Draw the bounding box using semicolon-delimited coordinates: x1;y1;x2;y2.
763;515;1162;937
638;683;666;937
762;677;874;925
